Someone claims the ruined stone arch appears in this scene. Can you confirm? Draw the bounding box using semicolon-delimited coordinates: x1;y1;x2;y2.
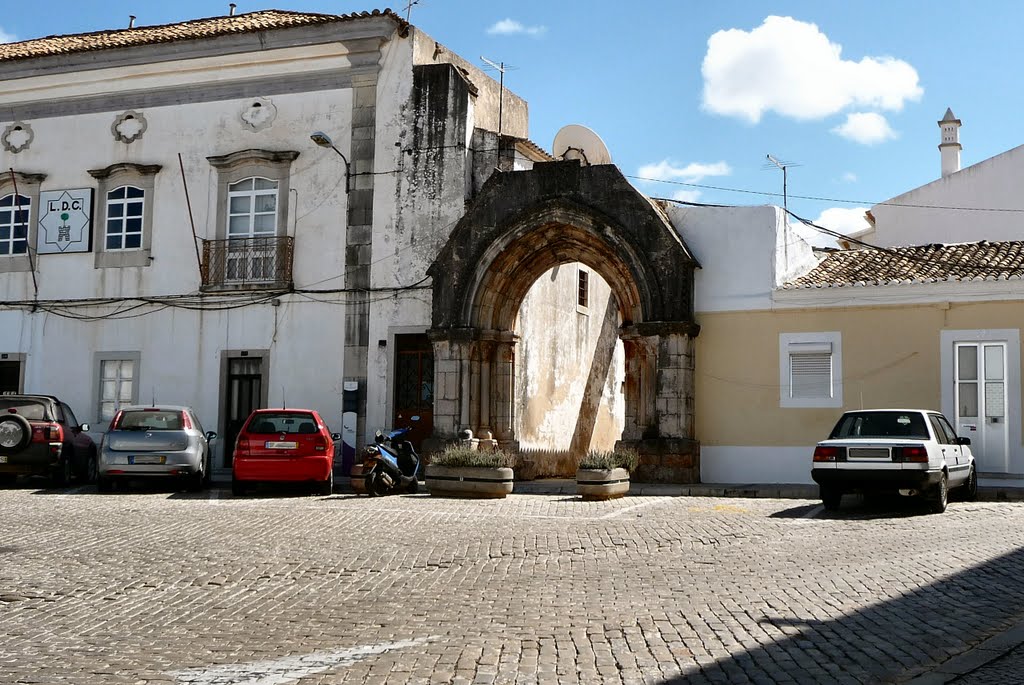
427;161;702;482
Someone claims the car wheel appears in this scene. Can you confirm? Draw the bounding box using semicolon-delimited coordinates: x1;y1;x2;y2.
97;476;113;493
187;469;205;493
927;472;948;514
51;457;73;488
85;451;98;484
961;464;978;502
317;470;333;496
231;476;246;497
202;454;212;486
821;486;842;512
0;414;32;455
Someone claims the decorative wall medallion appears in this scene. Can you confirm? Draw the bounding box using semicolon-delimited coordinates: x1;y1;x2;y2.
2;122;33;153
240;98;277;132
112;111;147;144
37;188;94;254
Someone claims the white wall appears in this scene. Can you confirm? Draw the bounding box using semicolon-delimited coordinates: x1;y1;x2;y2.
867;144;1024;247
664;203;817;314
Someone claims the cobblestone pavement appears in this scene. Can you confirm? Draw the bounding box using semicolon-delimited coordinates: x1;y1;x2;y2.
3;484;1024;685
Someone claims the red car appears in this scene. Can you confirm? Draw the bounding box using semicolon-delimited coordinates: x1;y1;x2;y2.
231;409;338;496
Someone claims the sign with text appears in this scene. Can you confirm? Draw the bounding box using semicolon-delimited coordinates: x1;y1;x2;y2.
37;188;93;254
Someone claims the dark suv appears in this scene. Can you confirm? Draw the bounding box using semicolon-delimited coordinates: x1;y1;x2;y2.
0;395;97;487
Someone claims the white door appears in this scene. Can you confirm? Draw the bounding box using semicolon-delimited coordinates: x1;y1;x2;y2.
954;342;1008;472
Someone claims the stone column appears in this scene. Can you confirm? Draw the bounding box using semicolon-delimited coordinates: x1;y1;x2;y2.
476;339;495;438
492;332;518;447
426;329;477;449
620;330;657;441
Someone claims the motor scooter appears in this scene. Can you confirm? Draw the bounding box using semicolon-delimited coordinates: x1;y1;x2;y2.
362;416;421;496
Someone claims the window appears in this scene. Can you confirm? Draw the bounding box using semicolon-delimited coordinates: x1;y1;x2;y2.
228;178;278;237
577;266;590;311
88;163;161;268
0;172;44;274
105;186;145;250
94;352;141;423
779;332;842;408
0;193;30;255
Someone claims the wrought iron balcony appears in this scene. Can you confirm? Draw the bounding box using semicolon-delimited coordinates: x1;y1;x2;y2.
201;236;293;290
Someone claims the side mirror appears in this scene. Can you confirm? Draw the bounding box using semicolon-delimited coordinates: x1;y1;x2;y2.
206;431;218;441
957;436;971;446
79;423;90;432
331;432;342;441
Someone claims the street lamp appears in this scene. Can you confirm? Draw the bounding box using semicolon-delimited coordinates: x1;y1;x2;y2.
310;131;350;193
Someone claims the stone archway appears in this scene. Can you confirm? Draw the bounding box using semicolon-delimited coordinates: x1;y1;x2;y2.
427;161;701;482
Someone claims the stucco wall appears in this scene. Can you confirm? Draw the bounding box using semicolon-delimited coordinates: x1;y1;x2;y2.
867;144;1024;247
696;301;1024;483
514;264;625;459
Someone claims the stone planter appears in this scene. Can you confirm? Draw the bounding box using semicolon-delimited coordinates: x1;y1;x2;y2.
349;463;368;495
576;468;630;500
425;465;514;499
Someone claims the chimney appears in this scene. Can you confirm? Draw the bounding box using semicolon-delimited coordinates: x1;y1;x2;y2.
229;3;237;15
128;15;136;29
938;107;962;177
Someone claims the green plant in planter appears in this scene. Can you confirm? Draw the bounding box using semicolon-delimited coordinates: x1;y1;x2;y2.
579;447;639;473
431;446;516;469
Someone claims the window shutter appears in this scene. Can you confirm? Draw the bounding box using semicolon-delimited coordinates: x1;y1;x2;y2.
790;349;832;399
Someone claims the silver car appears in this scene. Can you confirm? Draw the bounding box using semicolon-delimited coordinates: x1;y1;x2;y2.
98;406;216;492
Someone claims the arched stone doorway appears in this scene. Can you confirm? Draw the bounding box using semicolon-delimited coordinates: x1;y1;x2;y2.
427;161;701;482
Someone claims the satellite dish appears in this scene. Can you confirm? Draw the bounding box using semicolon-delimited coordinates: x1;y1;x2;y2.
552;124;612;166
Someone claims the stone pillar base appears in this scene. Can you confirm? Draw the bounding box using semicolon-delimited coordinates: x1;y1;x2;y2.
618;438;700;484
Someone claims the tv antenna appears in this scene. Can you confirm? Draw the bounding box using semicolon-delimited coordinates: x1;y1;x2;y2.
403;0;421;22
480;56;514;140
763;155;801;215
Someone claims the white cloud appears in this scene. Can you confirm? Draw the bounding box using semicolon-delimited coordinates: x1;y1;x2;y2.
671;189;704;203
841;172;858;183
637;160;731;183
486;19;547;37
806;205;872;245
0;27;16;44
702;16;922;123
832;112;897;144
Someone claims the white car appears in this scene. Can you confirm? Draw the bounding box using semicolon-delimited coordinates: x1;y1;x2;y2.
811;409;977;513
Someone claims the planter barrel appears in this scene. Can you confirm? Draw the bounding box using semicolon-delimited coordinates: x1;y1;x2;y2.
576;467;630;500
350;463;368;495
425;465;514;499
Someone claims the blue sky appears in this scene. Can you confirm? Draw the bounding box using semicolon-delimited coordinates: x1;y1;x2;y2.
3;1;1023;243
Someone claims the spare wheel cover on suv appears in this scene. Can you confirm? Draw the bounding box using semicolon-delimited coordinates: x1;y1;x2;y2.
0;414;33;454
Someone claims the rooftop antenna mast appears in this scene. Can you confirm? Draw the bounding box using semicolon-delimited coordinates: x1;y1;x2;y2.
764;154;801;216
480;56;508;140
403;0;420;22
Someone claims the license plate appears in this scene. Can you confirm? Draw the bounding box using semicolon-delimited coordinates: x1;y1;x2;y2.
129;455;166;465
266;441;297;449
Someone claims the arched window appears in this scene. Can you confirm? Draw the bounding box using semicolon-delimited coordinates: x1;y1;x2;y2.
0;193;30;256
228;177;278;237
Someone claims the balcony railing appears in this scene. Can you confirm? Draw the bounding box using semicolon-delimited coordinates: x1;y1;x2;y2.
201;236;293;290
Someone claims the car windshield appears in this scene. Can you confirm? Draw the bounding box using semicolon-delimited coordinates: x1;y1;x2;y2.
246;413;318;435
116;410;183;431
0;399;47;421
829;411;929;439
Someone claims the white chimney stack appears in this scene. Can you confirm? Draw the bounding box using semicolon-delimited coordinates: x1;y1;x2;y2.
938;107;962;177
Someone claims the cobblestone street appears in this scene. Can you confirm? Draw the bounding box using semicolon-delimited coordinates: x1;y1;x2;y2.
3;485;1024;684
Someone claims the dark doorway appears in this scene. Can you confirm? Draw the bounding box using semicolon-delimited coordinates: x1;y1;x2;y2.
394;334;433;451
0;361;21;394
223;357;263;466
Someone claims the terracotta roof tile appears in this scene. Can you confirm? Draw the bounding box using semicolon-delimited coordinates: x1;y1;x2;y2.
784;240;1024;289
0;9;406;63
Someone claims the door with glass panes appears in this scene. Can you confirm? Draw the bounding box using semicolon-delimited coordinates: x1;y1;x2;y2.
954;342;1008;472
